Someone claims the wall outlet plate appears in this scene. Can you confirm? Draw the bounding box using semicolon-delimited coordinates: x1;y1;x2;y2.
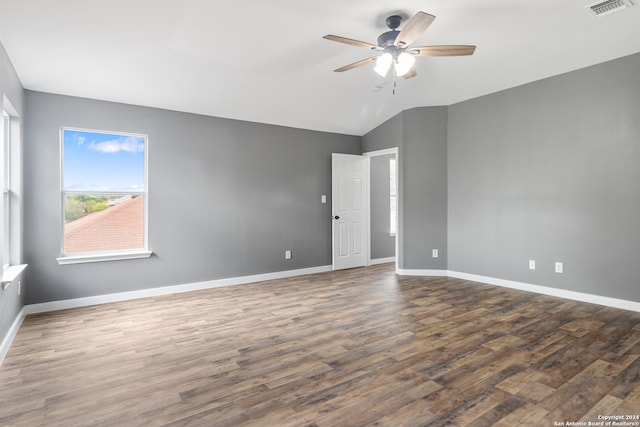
432;249;438;258
555;262;563;273
529;260;536;270
285;250;292;260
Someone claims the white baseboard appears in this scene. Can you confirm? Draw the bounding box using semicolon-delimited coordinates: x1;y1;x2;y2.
369;257;395;266
0;307;26;366
396;268;449;276
447;271;640;312
25;265;333;315
397;269;640;312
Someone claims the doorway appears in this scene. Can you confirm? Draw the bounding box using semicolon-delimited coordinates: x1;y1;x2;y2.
364;148;398;268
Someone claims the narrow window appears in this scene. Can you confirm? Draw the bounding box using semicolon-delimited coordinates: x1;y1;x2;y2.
59;128;149;262
1;111;10;268
389;157;397;236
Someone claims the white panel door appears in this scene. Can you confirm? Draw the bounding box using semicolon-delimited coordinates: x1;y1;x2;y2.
332;153;366;270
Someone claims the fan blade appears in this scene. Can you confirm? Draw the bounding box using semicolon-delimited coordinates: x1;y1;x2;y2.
394;11;435;47
323;35;379;50
410;45;476;57
333;56;378;72
402;68;418;79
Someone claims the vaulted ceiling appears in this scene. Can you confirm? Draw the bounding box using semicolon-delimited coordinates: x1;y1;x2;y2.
1;0;639;135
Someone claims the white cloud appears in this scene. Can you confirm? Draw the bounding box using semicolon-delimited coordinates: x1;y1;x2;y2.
88;137;144;154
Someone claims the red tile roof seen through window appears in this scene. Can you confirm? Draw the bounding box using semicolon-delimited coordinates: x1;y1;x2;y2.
64;196;144;254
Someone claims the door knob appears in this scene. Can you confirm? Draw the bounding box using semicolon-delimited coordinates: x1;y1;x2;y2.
333;215;340;220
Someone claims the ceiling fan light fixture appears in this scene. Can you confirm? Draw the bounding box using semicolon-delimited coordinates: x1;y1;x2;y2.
394;52;415;77
374;52;393;76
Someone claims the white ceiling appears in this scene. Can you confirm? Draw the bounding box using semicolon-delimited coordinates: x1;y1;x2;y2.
1;0;639;136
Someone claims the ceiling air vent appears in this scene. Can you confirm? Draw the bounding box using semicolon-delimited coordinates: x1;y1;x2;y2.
587;0;634;17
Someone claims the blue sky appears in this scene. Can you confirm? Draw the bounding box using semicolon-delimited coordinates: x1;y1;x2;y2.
63;129;145;191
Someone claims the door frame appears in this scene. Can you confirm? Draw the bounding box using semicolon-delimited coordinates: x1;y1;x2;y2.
363;147;399;269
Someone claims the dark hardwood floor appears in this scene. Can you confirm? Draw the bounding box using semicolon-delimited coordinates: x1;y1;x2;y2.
1;263;640;426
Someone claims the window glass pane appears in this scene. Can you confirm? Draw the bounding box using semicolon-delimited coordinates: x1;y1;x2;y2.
61;128;147;257
1;112;8;190
2;112;9;266
3;191;9;266
390;195;397;235
389;158;396;196
63;129;145;191
63;194;145;254
389;158;397;235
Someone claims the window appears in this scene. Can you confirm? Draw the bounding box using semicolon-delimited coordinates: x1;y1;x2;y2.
389;157;397;236
2;111;10;268
58;128;150;264
1;102;27;289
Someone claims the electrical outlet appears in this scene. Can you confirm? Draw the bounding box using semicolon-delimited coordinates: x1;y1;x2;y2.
321;195;327;204
529;260;536;270
432;249;438;258
285;250;291;260
555;262;563;274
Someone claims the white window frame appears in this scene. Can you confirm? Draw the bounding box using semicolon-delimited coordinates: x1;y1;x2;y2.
57;127;151;265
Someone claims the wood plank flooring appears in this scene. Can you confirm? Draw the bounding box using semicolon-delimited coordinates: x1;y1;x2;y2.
1;264;640;426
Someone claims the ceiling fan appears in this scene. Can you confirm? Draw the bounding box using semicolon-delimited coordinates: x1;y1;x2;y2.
323;11;475;86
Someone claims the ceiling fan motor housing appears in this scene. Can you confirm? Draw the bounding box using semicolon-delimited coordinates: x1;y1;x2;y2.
377;30;399;49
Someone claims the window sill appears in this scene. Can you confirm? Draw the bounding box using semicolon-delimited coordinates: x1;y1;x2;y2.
57;250;152;265
1;264;28;290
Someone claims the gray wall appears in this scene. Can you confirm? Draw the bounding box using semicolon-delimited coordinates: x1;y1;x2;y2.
402;107;448;270
363;53;640;304
362;113;403;153
363;107;448;270
24;91;360;304
0;41;25;349
370;154;395;260
448;52;640;302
